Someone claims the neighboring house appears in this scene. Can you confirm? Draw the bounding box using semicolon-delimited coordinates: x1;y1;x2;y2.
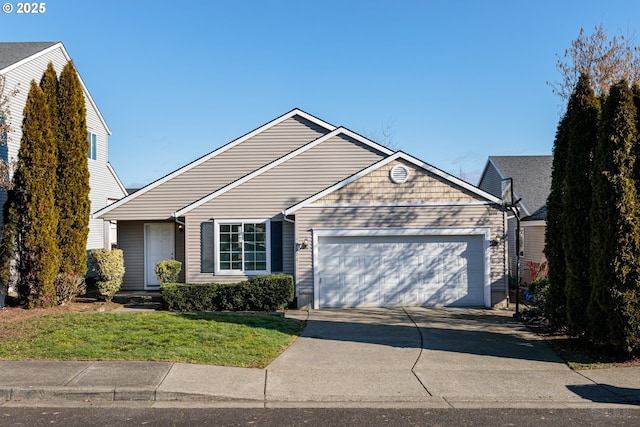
95;109;508;309
478;155;553;284
0;42;127;250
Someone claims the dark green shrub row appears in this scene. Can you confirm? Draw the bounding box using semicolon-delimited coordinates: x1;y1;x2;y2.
160;274;294;312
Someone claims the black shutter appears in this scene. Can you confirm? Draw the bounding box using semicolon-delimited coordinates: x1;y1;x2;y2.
270;221;283;272
201;221;215;273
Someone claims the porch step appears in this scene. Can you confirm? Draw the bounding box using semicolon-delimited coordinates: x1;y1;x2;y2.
112;291;163;306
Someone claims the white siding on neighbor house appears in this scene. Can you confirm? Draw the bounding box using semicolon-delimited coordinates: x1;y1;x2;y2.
100;116;331;221
183;133;387;285
1;44;126;249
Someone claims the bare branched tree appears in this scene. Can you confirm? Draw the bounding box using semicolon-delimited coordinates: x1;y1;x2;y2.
0;74;19;190
365;117;398;150
549;24;640;103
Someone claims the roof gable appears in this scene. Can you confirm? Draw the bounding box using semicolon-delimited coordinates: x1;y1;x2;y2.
173;127;393;217
479;155;552;216
0;41;111;134
94;110;380;219
285;152;501;215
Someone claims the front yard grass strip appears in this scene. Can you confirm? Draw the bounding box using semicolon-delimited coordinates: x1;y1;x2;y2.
0;311;304;368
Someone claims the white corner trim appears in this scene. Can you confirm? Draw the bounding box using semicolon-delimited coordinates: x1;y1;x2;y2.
311;227;492;309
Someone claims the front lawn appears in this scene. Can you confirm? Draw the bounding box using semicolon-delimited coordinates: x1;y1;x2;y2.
0;311;304;368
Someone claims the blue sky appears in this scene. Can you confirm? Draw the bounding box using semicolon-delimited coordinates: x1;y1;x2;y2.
2;0;639;188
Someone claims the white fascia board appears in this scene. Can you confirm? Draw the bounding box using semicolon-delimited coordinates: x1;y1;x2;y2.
173;126;365;217
285;152;502;215
95;109;337;218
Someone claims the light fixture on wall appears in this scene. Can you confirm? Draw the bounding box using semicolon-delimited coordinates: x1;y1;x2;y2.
178;224;184;233
489;233;506;247
297;238;309;250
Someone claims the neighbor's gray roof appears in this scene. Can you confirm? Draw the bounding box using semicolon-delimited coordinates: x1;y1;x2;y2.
487;155;553;218
0;42;59;70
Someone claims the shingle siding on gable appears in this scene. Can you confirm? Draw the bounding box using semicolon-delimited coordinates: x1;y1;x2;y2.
101;116;331;221
317;159;488;204
1;43;126;249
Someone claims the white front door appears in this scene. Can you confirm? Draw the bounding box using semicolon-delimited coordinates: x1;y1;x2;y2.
145;223;175;289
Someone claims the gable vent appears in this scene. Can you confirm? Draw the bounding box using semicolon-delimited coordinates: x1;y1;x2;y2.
390;164;410;184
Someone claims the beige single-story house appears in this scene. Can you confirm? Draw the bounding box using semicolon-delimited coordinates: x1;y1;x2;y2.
94;109;508;309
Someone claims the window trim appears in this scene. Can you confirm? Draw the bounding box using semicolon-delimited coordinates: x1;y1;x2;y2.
87;132;97;160
213;218;271;275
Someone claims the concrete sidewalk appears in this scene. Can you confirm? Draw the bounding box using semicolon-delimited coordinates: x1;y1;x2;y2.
0;308;639;408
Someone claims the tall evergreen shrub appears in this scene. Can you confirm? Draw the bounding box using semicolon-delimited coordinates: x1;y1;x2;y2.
56;61;90;287
563;73;600;336
14;81;59;307
589;80;640;352
544;112;570;329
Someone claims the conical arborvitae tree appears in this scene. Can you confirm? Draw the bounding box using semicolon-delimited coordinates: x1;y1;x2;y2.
562;73;600;336
589;79;640;353
14;80;60;307
544;111;570;329
56;61;90;295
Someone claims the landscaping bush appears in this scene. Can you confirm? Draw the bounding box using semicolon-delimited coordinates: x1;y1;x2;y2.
55;272;86;305
90;249;125;302
155;260;182;284
161;274;294;312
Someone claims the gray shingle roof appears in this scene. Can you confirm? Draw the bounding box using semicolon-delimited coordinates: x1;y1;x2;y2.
488;155;552;218
0;42;59;70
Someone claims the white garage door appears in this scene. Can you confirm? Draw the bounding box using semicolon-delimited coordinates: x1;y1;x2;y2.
318;234;485;308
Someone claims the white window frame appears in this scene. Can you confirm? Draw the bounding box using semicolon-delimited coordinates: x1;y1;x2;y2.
87;132;97;160
213;218;271;275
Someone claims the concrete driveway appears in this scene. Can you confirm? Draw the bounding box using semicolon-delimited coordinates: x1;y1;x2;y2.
265;307;628;406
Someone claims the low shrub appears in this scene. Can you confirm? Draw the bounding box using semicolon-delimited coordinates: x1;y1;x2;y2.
90;249;125;302
161;274;294;312
55;272;86;305
155;260;182;284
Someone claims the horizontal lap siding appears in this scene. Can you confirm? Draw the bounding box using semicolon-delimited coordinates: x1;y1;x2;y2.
184;134;386;283
521;224;546;284
478;163;503;198
118;221;145;290
295;205;507;306
101;116;329;220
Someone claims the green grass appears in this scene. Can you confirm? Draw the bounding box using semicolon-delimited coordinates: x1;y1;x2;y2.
0;311;305;368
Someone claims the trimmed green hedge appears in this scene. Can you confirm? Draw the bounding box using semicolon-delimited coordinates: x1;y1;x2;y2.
160;274;294;312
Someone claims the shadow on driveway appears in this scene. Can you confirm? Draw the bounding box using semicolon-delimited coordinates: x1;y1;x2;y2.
567;384;640;405
300;307;565;364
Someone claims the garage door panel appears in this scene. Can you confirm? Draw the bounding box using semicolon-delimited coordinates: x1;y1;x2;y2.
318;234;485;308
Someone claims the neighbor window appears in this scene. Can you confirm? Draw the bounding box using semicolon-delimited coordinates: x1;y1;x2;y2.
87;132;97;160
214;219;270;274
